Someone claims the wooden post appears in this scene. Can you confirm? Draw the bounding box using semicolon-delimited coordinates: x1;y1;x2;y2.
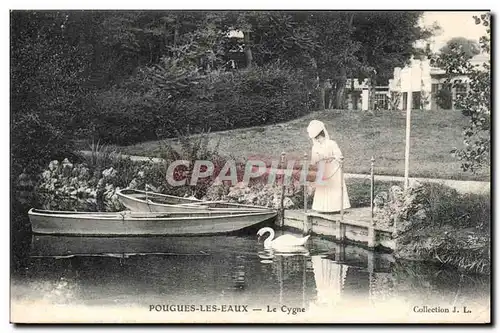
368;157;376;248
145;185;152;212
303;153;308;214
302;256;306;308
370;156;375;225
279;152;286;227
337;155;345;241
302;153;310;234
338;242;346;261
340;155;344;222
367;250;374;273
393;216;399;252
368;251;375;305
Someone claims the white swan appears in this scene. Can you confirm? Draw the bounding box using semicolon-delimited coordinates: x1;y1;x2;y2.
257;227;310;250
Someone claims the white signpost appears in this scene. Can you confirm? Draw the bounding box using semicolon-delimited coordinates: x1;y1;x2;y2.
404;103;412;190
361;88;369;111
404;65;413;190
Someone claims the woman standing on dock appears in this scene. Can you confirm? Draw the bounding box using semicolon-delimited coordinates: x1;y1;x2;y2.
307;120;351;213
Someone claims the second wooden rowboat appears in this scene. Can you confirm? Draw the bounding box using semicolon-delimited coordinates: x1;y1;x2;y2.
116;188;270;213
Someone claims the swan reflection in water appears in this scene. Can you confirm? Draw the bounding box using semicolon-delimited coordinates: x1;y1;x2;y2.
255;233;367;312
256;227;310;251
255;228;313;308
257;247;310;263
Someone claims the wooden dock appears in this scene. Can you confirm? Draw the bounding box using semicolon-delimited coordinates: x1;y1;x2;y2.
283;207;395;251
274;153;395;251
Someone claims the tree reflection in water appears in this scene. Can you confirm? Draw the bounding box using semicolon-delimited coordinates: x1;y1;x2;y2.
257;239;489;314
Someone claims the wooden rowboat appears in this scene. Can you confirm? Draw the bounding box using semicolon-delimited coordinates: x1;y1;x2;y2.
116;188;269;212
28;208;277;236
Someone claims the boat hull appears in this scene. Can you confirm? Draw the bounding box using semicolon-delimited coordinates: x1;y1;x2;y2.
117;189;268;212
28;209;277;236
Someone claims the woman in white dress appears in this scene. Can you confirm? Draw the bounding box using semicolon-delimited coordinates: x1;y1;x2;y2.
307;120;351;213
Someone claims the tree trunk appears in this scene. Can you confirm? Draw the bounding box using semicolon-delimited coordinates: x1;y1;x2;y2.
328;88;336;109
173;27;178;47
170;19;179;58
335;68;347;109
333;13;354;110
335;86;345;109
368;78;376;111
350;77;356;110
243;30;253;69
318;78;326;111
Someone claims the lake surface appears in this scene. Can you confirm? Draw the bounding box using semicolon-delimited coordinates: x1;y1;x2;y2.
10;216;490;323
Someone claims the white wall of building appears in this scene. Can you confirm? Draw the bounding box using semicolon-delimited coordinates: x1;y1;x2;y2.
390;57;432;111
388;53;488;111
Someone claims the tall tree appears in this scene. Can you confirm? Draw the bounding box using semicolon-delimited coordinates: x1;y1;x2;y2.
301;11;432;110
440;37;481;60
198;11;432;110
11;11;97;175
352;12;435;84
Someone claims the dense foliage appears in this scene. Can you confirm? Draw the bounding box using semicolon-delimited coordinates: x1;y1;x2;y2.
11;12;89;176
432;13;490;173
435;86;453;110
439;37;481;60
85;64;312;145
393;182;490;275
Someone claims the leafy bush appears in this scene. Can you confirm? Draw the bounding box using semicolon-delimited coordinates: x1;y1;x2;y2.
182;66;311;131
393;182;490;275
11;112;75;178
11;12;92;179
86;64;312;145
424;183;490;232
83;87;169;145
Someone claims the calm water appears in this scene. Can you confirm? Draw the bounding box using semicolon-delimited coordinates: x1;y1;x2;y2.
10;214;491;323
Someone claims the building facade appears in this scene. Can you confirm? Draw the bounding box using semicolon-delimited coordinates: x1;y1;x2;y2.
345;53;488;111
388;53;488;111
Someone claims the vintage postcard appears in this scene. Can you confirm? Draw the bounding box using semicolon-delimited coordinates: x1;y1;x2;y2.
10;9;491;324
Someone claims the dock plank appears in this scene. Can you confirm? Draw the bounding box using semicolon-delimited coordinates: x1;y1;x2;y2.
284;207;394;234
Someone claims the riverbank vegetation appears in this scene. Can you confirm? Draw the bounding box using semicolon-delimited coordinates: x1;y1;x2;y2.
386;182;490;275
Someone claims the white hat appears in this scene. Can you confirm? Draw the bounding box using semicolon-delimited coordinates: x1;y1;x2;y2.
307;120;326;139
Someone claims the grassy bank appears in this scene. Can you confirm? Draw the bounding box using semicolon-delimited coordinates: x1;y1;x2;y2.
107;109;490;181
394;183;490;275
